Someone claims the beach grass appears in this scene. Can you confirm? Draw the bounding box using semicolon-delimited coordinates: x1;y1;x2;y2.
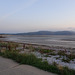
0;50;75;75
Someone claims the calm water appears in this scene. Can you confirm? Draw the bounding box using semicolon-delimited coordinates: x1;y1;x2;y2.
2;35;75;48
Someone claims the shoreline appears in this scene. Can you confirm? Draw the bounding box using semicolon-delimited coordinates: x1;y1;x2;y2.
0;40;75;54
1;34;75;48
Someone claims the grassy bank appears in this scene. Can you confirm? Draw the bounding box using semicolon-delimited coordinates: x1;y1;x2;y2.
0;50;75;75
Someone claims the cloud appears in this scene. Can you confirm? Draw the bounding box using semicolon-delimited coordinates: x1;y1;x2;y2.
0;0;38;23
67;27;75;31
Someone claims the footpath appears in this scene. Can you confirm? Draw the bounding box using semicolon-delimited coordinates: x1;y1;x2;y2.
0;56;56;75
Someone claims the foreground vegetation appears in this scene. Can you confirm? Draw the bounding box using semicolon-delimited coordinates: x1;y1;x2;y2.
0;50;75;75
0;41;75;75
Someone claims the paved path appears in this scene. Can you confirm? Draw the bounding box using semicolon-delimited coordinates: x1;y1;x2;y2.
0;57;57;75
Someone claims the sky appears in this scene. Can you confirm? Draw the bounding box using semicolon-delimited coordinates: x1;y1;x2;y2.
0;0;75;33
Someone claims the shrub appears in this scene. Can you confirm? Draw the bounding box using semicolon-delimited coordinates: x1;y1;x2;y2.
0;50;75;75
62;58;70;63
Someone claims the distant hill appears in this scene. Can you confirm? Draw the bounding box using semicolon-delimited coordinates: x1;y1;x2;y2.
16;31;75;35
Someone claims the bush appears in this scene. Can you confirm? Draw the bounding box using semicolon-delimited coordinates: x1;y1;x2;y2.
61;67;75;75
0;50;75;75
39;49;53;54
62;58;70;63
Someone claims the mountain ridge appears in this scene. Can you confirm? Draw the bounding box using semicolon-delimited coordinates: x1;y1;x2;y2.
15;31;75;35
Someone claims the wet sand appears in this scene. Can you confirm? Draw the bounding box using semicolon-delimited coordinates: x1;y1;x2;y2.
2;35;75;48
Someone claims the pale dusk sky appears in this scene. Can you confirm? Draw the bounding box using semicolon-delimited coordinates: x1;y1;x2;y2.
0;0;75;33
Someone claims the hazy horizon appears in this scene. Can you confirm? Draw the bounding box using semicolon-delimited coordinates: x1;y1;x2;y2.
0;0;75;33
0;30;75;34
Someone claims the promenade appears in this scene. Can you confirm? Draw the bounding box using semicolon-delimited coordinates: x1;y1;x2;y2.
0;56;56;75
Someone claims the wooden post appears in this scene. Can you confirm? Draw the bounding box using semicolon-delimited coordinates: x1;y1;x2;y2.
8;45;11;51
23;44;25;50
